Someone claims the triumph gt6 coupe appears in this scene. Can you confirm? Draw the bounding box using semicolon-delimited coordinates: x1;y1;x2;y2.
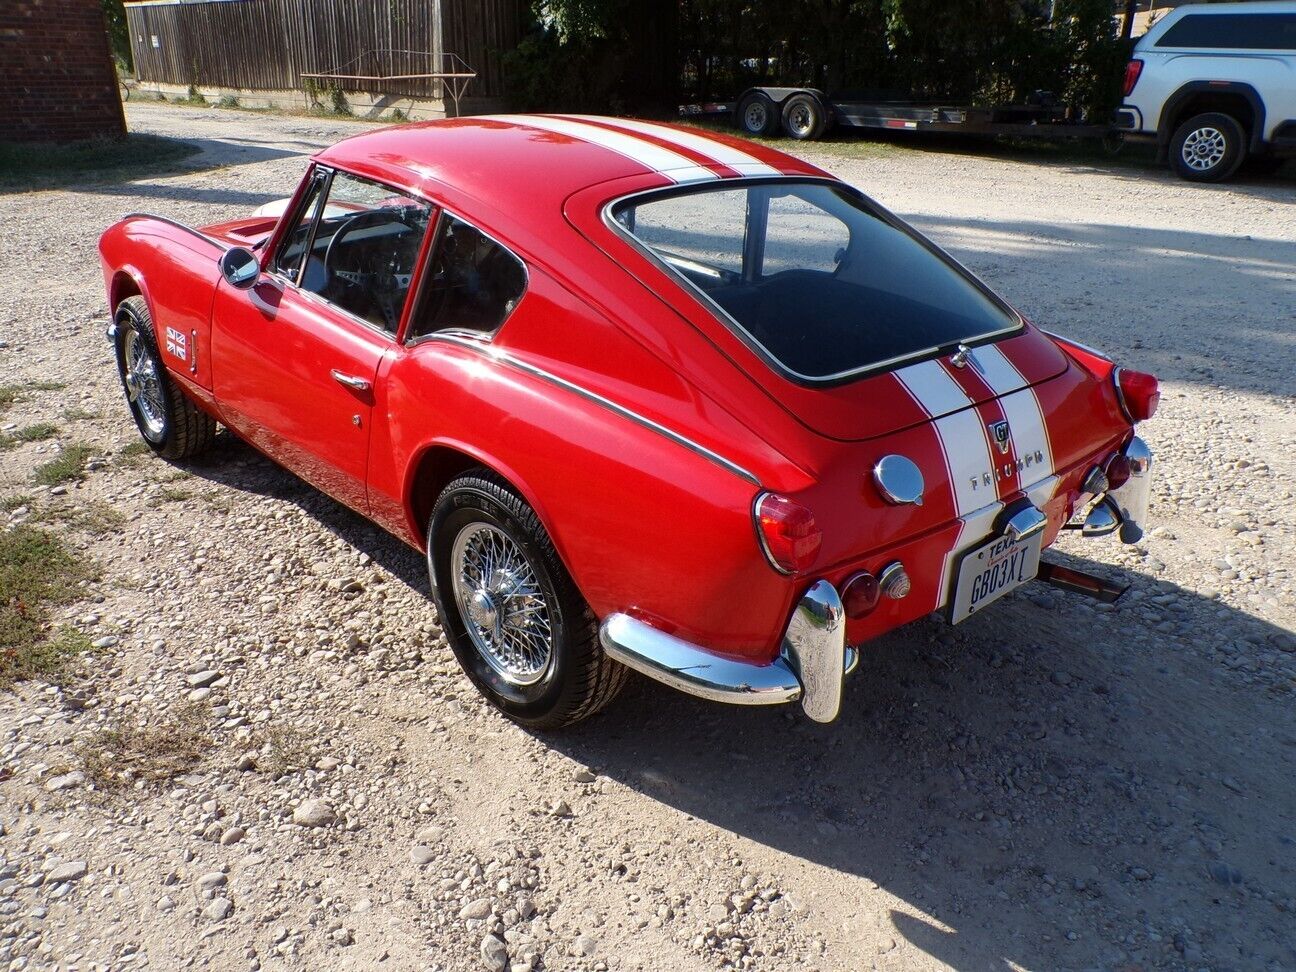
99;115;1157;728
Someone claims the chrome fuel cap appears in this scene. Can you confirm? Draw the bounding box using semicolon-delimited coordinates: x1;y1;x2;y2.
873;455;924;506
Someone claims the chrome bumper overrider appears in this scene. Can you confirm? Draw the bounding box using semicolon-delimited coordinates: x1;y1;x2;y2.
598;579;858;723
1082;435;1153;543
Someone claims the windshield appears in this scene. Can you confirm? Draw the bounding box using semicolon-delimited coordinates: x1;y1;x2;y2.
611;181;1019;382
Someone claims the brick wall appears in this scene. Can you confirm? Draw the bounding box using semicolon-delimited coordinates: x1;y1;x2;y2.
0;0;126;143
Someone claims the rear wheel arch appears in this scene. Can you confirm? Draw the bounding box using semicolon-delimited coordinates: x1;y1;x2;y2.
1159;83;1264;152
404;442;569;569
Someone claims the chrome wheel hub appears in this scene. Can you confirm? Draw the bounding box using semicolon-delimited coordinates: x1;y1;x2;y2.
1182;127;1226;171
451;523;553;686
123;328;166;440
788;105;812;136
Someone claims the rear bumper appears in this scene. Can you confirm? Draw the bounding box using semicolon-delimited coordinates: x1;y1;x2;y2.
599;579;858;723
1082;435;1153;543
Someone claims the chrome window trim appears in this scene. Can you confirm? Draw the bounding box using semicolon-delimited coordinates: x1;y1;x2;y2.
602;176;1024;387
417;331;760;486
266;164;435;340
403;207;531;347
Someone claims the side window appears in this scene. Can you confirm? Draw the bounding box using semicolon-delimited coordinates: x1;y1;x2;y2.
624;188;746;282
1157;13;1296;49
761;191;849;277
407;215;527;340
274;174;326;280
279;169;433;333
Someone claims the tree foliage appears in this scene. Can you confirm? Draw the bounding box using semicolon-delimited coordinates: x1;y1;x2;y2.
506;0;1128;120
102;0;132;72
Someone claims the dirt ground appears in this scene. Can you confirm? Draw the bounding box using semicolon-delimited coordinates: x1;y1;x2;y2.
1;103;1293;972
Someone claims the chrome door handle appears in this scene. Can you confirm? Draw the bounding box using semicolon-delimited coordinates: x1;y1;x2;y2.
330;369;371;392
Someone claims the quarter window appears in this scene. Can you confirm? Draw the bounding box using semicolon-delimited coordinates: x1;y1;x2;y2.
1156;13;1296;50
407;215;527;340
274;169;433;333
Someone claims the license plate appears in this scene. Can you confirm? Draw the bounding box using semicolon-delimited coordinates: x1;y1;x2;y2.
949;531;1043;623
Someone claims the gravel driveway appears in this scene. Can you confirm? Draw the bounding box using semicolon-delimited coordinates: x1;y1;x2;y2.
1;103;1293;972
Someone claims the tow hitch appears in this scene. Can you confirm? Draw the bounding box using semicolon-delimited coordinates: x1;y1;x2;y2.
1037;561;1128;603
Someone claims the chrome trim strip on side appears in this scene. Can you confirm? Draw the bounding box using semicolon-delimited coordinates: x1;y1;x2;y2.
599;578;852;721
601;177;1024;388
121;212;225;249
419;331;761;486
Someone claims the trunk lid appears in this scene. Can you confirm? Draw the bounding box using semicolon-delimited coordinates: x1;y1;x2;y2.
767;328;1070;442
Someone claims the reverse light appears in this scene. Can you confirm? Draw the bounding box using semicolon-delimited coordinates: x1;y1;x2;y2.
841;571;881;619
753;493;822;575
1105;452;1132;490
1114;368;1160;422
1123;59;1144;97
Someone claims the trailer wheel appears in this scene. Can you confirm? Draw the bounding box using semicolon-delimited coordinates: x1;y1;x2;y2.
737;91;779;137
782;93;828;141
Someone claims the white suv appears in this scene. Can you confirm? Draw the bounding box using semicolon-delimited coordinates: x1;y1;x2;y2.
1116;1;1296;181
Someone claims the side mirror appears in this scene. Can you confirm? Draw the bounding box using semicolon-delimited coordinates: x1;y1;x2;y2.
219;246;260;289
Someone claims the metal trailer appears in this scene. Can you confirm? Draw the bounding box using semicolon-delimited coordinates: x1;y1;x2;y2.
681;86;1114;144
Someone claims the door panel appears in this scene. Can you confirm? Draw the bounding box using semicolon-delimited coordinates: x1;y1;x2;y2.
210;276;387;513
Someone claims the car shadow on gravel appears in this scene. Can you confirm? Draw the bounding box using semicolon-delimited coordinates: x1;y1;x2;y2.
175;436;1295;970
545;553;1296;971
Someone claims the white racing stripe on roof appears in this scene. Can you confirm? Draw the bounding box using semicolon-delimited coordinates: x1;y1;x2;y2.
481;114;719;184
561;115;784;177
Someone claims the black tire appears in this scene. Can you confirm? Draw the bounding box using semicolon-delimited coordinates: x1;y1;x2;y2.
1169;112;1246;182
113;296;216;460
736;91;779;138
428;469;627;729
781;92;829;141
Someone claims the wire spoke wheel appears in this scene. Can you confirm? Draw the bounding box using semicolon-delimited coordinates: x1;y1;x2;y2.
123;328;167;441
1181;126;1227;171
450;522;553;686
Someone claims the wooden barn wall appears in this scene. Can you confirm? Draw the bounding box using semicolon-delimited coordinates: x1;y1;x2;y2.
125;0;524;100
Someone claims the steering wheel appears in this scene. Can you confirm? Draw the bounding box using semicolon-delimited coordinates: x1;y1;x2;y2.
321;208;413;327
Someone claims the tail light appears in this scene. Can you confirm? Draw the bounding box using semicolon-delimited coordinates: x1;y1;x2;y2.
1123;59;1143;97
1114;368;1160;422
841;571;880;619
753;493;821;575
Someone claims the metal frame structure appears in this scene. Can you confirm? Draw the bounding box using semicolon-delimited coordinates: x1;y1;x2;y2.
300;49;476;116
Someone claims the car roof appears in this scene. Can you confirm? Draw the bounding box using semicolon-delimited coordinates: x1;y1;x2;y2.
313;114;830;212
1145;0;1296;29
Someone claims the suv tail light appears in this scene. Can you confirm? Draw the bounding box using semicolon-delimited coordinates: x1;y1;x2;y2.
754;493;822;575
1115;368;1160;422
1123;59;1143;97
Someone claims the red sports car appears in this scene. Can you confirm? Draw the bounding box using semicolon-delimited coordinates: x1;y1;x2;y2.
98;115;1157;728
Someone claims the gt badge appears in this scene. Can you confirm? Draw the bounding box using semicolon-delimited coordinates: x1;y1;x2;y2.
989;420;1011;455
165;326;187;361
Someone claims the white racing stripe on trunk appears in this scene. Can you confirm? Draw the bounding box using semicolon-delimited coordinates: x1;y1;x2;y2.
893;361;990;517
481;115;719;184
975;344;1054;474
563;115;784;177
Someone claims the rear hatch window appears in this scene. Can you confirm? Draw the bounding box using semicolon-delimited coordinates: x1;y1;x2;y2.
610;181;1020;383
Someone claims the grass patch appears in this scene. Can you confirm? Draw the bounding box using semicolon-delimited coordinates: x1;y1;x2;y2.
0;134;201;192
32;443;94;486
0;626;93;690
254;723;313;778
36;500;126;536
0;381;66;415
1;493;34;512
1;526;97;688
76;701;211;790
115;440;152;467
61;407;96;422
152;485;194;506
0;423;60;451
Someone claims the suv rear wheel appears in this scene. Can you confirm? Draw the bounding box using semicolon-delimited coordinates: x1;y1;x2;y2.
1169;112;1246;182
